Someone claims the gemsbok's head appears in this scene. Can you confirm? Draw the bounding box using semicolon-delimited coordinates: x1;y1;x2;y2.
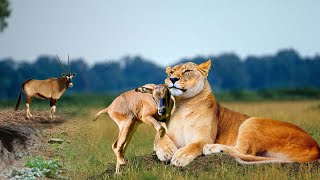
56;55;76;88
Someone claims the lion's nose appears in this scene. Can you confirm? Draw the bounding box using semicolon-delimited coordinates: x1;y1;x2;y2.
170;77;180;84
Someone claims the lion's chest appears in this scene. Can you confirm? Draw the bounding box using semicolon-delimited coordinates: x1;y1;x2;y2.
168;107;199;148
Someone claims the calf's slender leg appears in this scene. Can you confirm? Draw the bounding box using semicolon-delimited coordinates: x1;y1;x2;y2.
112;117;135;173
143;116;165;138
123;120;139;154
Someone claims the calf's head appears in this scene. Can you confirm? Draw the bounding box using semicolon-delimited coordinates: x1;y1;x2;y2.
135;84;171;116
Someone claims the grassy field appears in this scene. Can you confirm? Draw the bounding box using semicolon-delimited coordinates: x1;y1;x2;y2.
2;97;320;179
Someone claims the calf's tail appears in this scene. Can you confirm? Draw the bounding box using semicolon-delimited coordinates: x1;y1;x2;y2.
93;107;109;121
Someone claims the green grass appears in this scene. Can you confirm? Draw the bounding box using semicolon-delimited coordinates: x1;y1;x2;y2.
25;156;62;178
1;95;320;179
42;98;320;180
7;157;64;179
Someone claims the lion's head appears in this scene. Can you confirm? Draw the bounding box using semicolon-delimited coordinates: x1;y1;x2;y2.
165;60;211;98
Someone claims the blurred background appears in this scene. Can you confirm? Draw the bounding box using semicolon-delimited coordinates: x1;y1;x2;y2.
1;0;320;100
2;2;320;179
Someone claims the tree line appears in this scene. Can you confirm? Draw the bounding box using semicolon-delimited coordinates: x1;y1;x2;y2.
0;0;10;32
1;49;320;99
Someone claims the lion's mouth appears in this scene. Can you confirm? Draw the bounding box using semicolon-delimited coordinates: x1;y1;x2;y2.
169;86;187;92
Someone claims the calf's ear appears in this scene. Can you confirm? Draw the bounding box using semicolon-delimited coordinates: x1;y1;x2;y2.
135;87;153;94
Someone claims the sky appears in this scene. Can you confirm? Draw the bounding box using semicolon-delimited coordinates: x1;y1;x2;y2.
0;0;319;66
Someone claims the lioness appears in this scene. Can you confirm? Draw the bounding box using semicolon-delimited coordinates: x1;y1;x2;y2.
154;60;320;166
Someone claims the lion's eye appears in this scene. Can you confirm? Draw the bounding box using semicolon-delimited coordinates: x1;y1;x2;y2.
183;70;193;74
170;71;174;74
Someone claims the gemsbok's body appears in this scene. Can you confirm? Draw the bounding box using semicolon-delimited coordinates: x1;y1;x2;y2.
15;56;76;119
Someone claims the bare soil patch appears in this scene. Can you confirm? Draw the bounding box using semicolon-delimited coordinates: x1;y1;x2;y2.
0;109;70;177
0;109;68;128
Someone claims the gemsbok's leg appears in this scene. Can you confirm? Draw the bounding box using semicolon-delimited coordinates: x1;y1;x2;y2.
50;98;57;119
26;96;33;118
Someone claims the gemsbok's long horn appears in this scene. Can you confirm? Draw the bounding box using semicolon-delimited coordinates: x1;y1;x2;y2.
56;55;68;75
68;54;71;75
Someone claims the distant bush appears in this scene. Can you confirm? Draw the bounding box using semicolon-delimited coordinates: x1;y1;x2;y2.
216;87;320;101
2;49;320;99
257;87;320;100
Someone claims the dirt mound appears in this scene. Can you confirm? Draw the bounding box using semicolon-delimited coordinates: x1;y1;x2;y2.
0;124;38;170
88;153;320;179
0;109;69;175
88;153;237;179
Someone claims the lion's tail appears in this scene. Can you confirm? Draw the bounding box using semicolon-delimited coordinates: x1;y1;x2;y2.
230;153;291;164
93;107;109;121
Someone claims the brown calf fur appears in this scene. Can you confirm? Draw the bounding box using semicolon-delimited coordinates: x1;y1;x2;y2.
93;84;174;173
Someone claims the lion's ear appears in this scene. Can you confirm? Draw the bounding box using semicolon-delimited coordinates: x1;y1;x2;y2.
166;67;172;74
135;87;153;94
197;60;211;77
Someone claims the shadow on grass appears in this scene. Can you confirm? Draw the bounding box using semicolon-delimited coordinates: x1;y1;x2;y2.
88;153;320;179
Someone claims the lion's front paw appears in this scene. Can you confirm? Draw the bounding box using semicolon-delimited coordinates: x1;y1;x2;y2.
202;144;223;155
171;148;196;167
156;143;177;162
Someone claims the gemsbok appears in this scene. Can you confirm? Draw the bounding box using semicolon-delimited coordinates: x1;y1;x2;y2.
15;55;76;119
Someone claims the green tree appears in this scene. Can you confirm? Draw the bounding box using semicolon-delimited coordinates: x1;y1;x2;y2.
0;0;10;32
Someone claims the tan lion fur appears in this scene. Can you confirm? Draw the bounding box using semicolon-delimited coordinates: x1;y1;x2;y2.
154;60;320;167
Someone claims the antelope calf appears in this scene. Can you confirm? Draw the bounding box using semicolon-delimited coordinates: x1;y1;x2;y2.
15;56;76;119
94;84;174;173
